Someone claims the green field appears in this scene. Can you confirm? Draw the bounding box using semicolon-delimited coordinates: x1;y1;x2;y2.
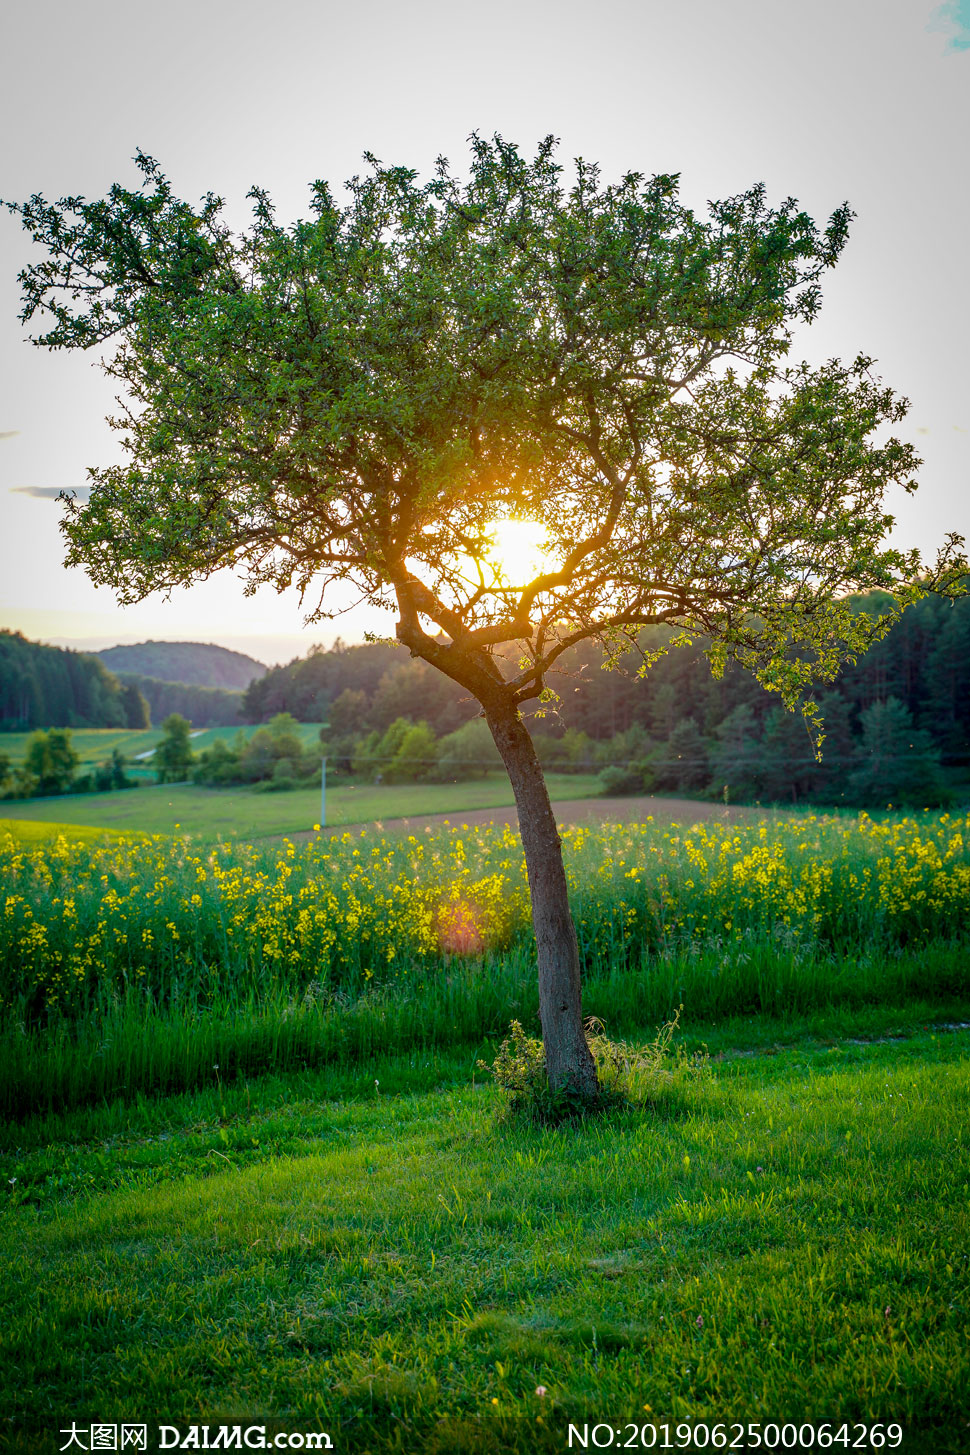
2;809;968;1116
0;722;327;781
0;772;603;839
0;725;164;779
1;1015;967;1452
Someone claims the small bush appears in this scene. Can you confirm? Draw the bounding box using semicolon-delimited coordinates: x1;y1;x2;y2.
597;762;653;797
478;1020;548;1111
479;1006;705;1122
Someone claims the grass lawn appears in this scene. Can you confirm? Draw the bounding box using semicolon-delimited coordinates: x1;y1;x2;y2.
0;773;604;840
1;1013;967;1453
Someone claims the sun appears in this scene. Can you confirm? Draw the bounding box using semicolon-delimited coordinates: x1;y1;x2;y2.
486;517;553;587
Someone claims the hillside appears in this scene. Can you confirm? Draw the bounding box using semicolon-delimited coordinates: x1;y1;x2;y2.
96;640;267;690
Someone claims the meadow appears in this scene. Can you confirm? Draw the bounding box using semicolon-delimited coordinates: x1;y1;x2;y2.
0;722;328;783
1;1020;967;1452
1;807;968;1451
0;772;604;838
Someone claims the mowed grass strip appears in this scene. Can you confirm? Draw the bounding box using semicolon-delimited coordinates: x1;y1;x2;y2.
1;1028;967;1451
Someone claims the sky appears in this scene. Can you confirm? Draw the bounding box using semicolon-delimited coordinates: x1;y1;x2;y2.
1;0;968;667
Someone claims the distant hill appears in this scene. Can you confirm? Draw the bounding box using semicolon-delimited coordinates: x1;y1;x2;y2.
96;641;267;690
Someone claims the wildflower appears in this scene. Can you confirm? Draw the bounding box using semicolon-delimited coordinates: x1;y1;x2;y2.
535;1387;547;1398
696;1315;703;1328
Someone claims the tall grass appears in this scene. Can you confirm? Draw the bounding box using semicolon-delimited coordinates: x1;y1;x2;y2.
1;812;968;1116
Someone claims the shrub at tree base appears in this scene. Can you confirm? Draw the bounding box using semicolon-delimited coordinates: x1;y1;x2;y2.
479;1007;708;1122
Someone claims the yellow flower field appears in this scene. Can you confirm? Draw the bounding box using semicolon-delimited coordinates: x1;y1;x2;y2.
2;811;968;1020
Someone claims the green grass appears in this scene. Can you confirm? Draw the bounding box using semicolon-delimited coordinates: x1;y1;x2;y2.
4;941;968;1122
3;802;969;1449
0;723;328;769
0;725;166;769
0;771;603;838
0;721;329;786
1;1015;967;1452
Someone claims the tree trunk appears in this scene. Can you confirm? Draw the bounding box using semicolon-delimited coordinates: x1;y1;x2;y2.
485;705;598;1100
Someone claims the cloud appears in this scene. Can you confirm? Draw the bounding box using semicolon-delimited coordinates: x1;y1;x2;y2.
927;0;970;52
10;485;92;501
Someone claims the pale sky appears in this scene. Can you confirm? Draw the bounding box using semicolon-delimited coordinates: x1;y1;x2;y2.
1;0;968;665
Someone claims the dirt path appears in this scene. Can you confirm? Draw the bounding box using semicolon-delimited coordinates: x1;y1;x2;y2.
280;794;774;843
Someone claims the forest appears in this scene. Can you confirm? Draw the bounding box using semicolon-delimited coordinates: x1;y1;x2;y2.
0;631;146;731
241;591;970;806
0;632;243;730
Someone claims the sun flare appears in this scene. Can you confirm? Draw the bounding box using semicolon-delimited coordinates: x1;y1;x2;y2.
486;517;553;587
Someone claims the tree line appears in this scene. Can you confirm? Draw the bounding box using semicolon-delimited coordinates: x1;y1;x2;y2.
118;672;244;728
0;631;150;732
241;591;970;807
0;632;244;731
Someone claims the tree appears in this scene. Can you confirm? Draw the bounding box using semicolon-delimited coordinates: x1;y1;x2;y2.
848;697;949;807
710;704;764;801
432;716;502;780
153;714;194;783
923;598;970;757
385;720;437;782
371;658;472;735
120;680;151;729
23;728;80;795
652;717;709;793
802;692;857;802
192;735;242;785
94;747;131;792
756;706;820;803
353;717;413;780
327;687;370;738
9;138;964;1099
236;713;307;782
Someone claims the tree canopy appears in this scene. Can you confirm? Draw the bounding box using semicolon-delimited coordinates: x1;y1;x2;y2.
10;138;962;721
